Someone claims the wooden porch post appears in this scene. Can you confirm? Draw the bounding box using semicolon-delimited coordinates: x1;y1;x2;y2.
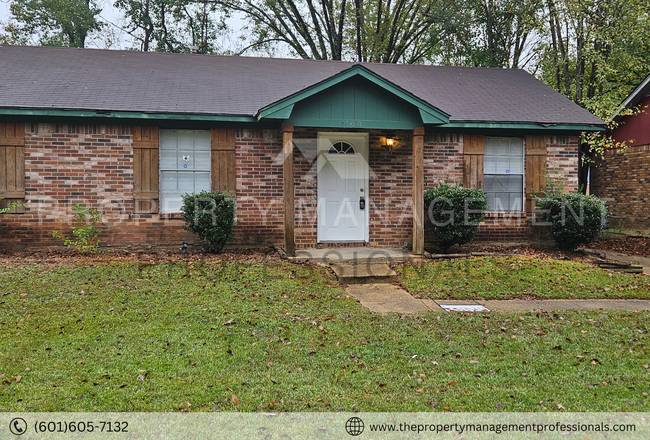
282;123;296;257
412;127;425;255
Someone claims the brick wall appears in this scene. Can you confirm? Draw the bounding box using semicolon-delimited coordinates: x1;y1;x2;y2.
590;144;650;231
233;129;284;244
0;123;195;250
423;133;464;186
547;135;579;192
0;124;579;250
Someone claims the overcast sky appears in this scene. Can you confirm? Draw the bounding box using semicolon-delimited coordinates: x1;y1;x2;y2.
0;0;132;48
0;0;256;54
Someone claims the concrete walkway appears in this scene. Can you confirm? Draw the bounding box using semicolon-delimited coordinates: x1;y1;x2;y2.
310;248;650;314
344;286;650;313
291;247;414;263
336;250;650;313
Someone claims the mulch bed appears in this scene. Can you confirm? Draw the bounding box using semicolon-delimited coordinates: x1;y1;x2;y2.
4;238;649;267
0;246;280;267
424;243;611;267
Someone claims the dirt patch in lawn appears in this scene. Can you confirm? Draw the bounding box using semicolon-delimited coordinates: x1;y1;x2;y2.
586;237;650;257
0;245;280;267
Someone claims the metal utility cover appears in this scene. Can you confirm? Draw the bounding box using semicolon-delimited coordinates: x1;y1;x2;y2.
439;304;490;312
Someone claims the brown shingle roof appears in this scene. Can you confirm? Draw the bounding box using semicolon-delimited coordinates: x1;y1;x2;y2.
0;45;604;126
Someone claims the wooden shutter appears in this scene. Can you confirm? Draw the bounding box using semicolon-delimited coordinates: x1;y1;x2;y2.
0;122;26;213
463;134;484;189
525;135;547;212
133;126;159;214
211;128;236;194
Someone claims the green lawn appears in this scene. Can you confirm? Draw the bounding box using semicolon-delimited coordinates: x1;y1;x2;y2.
398;256;650;300
1;259;649;412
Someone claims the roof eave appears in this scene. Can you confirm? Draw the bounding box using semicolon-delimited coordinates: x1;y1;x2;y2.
0;107;257;123
439;121;606;132
613;73;650;120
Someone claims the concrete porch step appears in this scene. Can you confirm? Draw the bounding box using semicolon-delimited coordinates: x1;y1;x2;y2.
288;247;414;264
331;262;397;284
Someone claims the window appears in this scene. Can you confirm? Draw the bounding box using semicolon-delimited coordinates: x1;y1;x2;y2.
159;129;211;212
328;141;356;154
483;137;524;212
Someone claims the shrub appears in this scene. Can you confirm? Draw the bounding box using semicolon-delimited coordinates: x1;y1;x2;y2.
52;204;103;253
536;192;607;251
424;181;487;253
181;191;236;253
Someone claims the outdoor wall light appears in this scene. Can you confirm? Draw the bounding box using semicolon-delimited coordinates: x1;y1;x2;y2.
380;136;398;150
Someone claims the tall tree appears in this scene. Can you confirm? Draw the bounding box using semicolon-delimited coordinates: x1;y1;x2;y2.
216;0;450;62
350;0;453;63
538;0;650;190
216;0;347;59
115;0;226;53
434;0;544;68
5;0;103;47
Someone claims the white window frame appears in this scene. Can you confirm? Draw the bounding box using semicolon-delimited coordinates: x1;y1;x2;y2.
159;129;211;213
483;136;525;212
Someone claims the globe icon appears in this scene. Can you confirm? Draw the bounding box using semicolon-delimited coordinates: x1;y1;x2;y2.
345;417;364;436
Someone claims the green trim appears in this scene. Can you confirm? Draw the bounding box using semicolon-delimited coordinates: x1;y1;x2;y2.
287;118;422;130
419;108;445;125
260;103;294;120
440;122;606;132
0;107;257;123
257;65;450;124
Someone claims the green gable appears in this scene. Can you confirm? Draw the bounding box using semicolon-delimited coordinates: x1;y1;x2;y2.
257;64;449;129
287;76;427;130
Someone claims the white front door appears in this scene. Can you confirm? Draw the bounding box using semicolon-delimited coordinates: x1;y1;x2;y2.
317;132;369;242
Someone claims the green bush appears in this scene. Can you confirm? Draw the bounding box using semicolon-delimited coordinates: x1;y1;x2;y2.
424;182;487;253
536;192;607;251
181;191;236;253
52;204;103;253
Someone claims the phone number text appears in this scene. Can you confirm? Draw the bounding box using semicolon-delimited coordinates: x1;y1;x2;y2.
34;420;128;434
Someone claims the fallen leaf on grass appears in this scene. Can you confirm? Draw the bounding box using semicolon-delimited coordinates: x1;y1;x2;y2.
416;388;424;393
431;361;439;365
447;380;457;386
232;395;240;405
469;360;479;364
556;404;565;410
223;319;235;326
13;376;21;382
77;359;83;365
136;375;145;381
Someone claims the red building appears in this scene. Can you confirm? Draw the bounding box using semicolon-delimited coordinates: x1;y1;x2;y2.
591;74;650;234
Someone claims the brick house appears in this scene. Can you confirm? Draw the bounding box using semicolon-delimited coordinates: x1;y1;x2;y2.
0;45;604;254
591;74;650;235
